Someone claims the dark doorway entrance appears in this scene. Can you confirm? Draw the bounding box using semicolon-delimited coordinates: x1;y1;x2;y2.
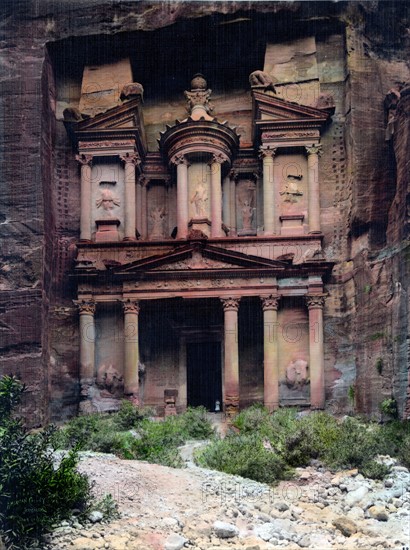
186;341;222;411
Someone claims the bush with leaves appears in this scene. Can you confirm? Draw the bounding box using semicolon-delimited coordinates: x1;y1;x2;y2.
0;376;92;548
195;433;291;484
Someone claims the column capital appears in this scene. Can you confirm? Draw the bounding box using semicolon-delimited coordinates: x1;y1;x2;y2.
260;295;280;311
259;145;277;160
138;175;149;188
305;294;326;309
305;144;322;157
210;152;228;165
76;153;93;166
229;169;238;181
74;299;96;315
122;299;140;314
220;297;241;312
120;152;141;166
170;153;190;167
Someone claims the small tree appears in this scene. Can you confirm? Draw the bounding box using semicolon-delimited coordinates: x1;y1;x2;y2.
0;375;92;548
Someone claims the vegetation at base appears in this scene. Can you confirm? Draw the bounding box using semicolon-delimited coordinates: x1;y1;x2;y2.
0;376;93;549
51;403;215;468
195;405;410;484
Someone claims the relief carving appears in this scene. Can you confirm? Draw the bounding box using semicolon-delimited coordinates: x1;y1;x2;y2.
249;70;276;91
96;364;124;397
285;359;309;390
190;182;208;218
241;200;255;230
96;188;120;214
280;176;303;203
149;206;166;240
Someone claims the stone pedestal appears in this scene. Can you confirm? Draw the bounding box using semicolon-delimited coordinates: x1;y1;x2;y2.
280;214;305;236
76;154;93;241
306;294;326;409
221;297;240;418
188;218;211;237
95;218;120;242
122;299;140;397
306;145;322;234
261;295;280;411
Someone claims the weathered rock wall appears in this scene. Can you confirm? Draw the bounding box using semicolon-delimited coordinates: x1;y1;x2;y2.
0;1;409;423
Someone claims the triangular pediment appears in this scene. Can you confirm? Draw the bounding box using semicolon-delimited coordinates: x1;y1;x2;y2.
253;90;330;124
75;97;143;131
112;243;288;275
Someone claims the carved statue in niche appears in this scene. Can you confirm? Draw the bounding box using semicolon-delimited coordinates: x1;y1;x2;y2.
96;364;124;397
285;359;309;390
96;188;120;215
241;199;255;230
280;176;303;203
149;206;166;239
190;182;208;218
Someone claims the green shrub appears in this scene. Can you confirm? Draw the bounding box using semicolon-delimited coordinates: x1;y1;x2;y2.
380;398;398;419
195;433;291;484
113;400;154;430
399;435;410;469
361;460;390;480
176;406;215;440
0;376;91;548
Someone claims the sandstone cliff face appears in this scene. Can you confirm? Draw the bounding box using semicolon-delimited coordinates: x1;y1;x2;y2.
0;1;409;424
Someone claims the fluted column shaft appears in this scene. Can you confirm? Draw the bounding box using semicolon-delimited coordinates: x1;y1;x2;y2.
75;300;96;400
306;145;322;233
76;154;93;241
222;175;231;229
260;147;276;236
229;170;237;235
221;297;240;417
136;180;142;237
120;153;140;241
173;155;189;239
261;295;280;411
210;154;224;238
123;299;140;397
141;180;148;240
306;295;326;409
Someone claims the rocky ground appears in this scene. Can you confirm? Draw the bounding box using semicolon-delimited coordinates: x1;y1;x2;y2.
44;443;410;550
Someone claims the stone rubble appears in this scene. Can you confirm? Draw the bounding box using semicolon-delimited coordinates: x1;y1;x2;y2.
44;449;410;550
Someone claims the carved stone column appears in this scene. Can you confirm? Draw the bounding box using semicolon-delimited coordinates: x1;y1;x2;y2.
222;174;231;229
136;177;143;237
261;295;280;411
120;152;140;241
76;154;93;241
141;178;148;240
172;154;189;239
305;145;322;233
305;294;326;409
229;170;237;235
260;146;276;236
221;297;241;418
75;299;96;402
210;153;224;238
122;299;140;397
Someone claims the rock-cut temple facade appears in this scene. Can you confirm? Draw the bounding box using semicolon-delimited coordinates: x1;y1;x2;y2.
1;2;409;424
66;68;337;417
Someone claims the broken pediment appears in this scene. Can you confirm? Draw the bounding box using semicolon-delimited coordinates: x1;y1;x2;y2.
253;90;332;123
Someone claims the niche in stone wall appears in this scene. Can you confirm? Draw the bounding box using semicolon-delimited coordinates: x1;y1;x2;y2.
94;304;124;410
277;297;310;405
236;177;258;236
275;152;308;235
91;159;125;241
147;181;168;240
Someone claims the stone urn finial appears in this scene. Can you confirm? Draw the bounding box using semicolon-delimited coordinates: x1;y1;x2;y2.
190;73;207;90
184;74;213;120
